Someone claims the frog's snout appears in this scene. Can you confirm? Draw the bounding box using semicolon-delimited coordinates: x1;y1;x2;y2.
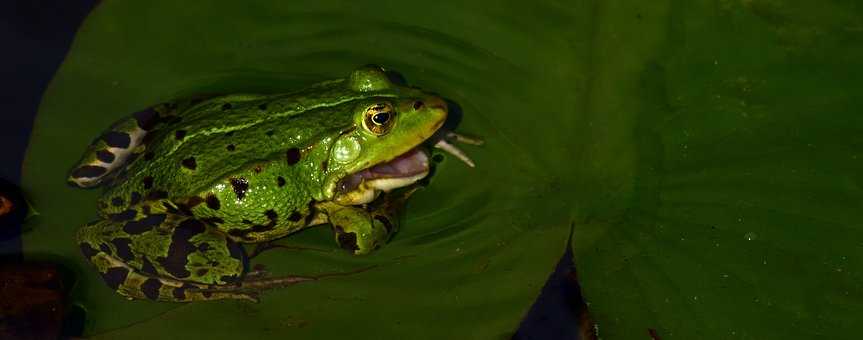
412;96;448;126
423;96;447;113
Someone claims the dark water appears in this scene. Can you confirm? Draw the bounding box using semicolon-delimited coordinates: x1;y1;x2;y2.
12;0;863;339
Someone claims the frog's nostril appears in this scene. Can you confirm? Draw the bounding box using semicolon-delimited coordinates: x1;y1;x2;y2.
413;101;424;110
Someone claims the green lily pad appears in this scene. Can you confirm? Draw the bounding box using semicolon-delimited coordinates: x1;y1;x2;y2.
572;0;863;339
23;1;577;338
21;0;862;339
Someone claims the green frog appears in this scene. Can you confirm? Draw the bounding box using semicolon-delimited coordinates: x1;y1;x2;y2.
68;65;481;302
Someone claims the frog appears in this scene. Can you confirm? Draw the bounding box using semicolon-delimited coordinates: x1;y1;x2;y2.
67;65;482;302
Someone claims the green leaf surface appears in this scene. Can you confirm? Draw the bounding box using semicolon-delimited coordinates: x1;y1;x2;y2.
21;0;862;339
572;0;863;339
23;1;580;339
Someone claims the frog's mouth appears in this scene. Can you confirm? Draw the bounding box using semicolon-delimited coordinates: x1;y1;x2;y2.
334;148;430;205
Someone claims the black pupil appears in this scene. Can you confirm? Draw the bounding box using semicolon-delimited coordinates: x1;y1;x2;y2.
372;112;390;125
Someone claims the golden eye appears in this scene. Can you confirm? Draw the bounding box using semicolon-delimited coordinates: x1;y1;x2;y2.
363;103;395;135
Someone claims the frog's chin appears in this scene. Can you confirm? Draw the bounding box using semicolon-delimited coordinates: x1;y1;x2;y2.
333;148;430;205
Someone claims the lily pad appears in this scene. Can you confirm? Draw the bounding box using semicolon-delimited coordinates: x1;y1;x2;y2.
572;0;863;339
21;0;862;339
23;1;577;338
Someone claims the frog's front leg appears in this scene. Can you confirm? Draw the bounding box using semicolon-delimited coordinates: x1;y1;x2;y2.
318;203;390;255
318;186;419;255
76;206;255;302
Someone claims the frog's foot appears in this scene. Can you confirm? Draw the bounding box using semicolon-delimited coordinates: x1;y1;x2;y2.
248;241;330;259
362;185;421;233
314;189;417;255
186;266;376;302
231;265;377;292
67;103;182;188
236;275;317;290
432;131;484;168
245;264;268;279
318;203;393;255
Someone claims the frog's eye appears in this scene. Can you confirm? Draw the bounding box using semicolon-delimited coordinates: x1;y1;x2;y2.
363;103;395;136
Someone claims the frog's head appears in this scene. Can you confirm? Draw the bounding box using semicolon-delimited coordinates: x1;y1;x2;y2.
321;65;447;204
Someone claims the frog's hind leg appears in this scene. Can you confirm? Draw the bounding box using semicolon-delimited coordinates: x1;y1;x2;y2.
67;103;182;188
76;210;257;302
79;236;258;302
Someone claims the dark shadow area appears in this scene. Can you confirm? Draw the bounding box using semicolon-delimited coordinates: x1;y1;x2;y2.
513;227;593;340
0;255;85;339
0;0;98;256
0;0;97;338
0;0;97;183
0;179;29;246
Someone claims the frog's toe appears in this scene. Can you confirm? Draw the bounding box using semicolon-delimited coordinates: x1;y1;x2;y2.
177;287;260;302
445;131;485;145
434;139;475;168
245;265;269;280
332;223;387;255
239;293;260;303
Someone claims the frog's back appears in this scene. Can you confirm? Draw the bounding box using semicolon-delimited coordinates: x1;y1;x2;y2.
97;78;372;215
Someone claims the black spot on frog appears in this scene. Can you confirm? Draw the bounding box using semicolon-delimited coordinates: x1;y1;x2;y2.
130;192;142;205
337;230;359;253
96;150;115;163
110;238;134;261
288;211;302;222
205;194;220;210
140;257;158;275
133;108;159;131
100;267;130;290
374;215;394;234
230;178;249;200
145;190;169;201
102;131;131;148
109;209;137;222
286;148;301;165
140;278;163;300
158;219;206;279
123;214;167;234
181;157;197;170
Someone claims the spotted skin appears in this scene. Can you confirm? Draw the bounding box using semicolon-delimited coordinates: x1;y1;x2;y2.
76;203;256;302
75;188;413;302
67;103;177;188
317;186;417;254
69;66;456;302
